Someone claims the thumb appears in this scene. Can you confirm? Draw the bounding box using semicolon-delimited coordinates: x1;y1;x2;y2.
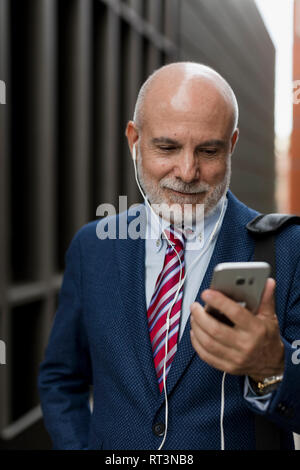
257;277;276;318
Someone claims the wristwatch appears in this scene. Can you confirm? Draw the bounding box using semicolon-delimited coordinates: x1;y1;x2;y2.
249;374;284;396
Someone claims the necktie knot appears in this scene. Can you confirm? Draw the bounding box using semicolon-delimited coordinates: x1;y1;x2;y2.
164;226;185;252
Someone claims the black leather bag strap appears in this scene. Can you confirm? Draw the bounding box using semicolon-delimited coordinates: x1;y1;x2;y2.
246;213;300;450
246;213;300;235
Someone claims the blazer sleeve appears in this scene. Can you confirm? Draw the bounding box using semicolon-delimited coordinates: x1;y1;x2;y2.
38;232;92;450
243;255;300;434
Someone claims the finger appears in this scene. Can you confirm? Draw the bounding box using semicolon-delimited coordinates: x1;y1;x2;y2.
190;311;243;359
190;302;244;351
190;329;236;373
257;278;276;318
201;289;256;330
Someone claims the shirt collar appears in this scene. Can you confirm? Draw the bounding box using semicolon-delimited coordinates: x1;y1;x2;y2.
145;196;227;252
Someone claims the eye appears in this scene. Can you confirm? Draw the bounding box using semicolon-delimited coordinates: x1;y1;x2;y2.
199;148;218;156
158;146;177;152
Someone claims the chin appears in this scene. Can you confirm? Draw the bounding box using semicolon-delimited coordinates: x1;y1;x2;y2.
165;190;207;206
156;199;205;227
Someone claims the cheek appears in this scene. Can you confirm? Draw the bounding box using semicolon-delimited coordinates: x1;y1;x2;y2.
202;160;228;184
142;156;172;181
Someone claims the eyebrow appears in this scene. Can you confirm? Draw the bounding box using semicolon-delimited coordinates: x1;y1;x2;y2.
197;139;227;149
151;137;226;149
151;137;179;146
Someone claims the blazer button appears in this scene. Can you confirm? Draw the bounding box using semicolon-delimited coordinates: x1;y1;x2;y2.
152;422;165;437
277;402;294;418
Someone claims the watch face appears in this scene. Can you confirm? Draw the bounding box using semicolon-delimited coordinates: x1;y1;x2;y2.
258;376;283;395
257;384;276;395
249;376;283;396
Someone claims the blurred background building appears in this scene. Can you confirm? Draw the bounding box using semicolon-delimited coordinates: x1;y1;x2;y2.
0;0;291;449
290;0;300;214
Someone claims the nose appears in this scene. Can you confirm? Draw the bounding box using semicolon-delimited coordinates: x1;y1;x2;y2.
173;149;200;183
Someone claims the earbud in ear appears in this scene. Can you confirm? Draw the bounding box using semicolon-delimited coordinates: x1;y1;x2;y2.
132;143;137;162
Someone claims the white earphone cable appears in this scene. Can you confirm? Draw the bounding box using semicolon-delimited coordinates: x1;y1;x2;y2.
220;371;226;450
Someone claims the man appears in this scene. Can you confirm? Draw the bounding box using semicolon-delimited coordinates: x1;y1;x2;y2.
38;62;300;450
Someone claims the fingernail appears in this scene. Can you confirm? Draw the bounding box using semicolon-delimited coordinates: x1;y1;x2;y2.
202;290;212;301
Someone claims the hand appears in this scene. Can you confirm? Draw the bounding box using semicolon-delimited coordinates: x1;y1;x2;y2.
190;278;285;381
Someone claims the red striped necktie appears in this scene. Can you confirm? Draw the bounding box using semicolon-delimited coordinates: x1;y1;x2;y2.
147;226;185;393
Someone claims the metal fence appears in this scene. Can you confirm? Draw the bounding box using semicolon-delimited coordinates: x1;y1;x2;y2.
0;0;275;449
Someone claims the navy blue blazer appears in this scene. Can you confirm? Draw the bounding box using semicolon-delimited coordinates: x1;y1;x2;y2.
38;191;300;450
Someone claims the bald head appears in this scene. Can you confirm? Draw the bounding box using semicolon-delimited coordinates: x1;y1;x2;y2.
126;61;240;220
133;62;239;135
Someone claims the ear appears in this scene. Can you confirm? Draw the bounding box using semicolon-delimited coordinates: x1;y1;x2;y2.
230;128;239;155
125;121;139;159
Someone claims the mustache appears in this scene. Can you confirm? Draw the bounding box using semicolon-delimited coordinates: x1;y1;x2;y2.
160;178;211;194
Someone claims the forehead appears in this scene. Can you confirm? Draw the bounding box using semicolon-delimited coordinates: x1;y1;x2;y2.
143;103;232;143
143;77;233;140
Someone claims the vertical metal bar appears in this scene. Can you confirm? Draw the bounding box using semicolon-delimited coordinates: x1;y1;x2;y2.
147;0;161;31
0;0;11;430
145;0;161;73
122;17;143;205
23;0;57;427
165;0;181;60
0;0;10;305
164;0;175;41
128;0;143;16
58;0;92;246
92;0;105;210
104;8;121;206
146;43;161;75
94;5;120;206
26;0;56;282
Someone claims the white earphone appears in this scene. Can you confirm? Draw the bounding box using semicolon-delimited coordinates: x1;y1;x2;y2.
131;141;227;450
132;142;137;161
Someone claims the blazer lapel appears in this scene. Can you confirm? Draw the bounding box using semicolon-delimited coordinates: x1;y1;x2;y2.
156;191;257;407
115;205;160;400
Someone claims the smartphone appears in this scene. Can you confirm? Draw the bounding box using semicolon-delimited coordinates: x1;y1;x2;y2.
205;262;271;326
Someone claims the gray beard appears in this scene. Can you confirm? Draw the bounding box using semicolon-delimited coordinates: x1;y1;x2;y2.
137;150;231;226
